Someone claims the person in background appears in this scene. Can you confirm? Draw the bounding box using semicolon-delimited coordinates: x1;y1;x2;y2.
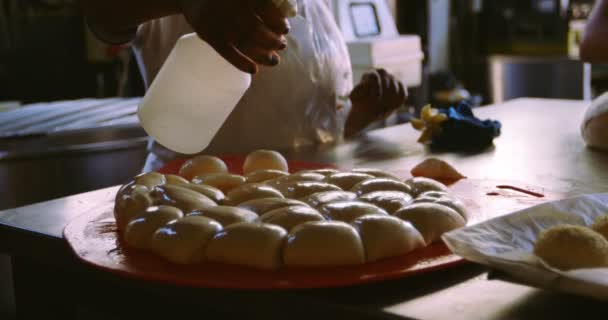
581;0;608;62
81;0;407;171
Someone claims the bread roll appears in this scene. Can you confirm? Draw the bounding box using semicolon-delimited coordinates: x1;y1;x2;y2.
179;155;228;180
302;191;357;208
177;183;225;203
351;178;413;196
534;224;608;270
205;222;287;270
223;183;284;206
358;191;413;214
283;221;365;266
404;177;448;196
238;198;309;215
165;174;190;186
192;173;247;194
149;216;222;264
394;203;465;245
414;191;468;221
352;215;425;262
245;169;289;183
124;205;183;250
326;172;375;190
114;182;155;231
320;201;388;222
153;184;216;213
351;168;400;180
260;205;325;231
410;158;465;181
243;150;288;174
133;172;166;189
188;206;258;227
277;181;342;199
592;215;608;240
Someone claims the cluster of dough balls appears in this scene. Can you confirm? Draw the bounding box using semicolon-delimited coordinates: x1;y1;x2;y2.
114;149;468;270
534;216;608;270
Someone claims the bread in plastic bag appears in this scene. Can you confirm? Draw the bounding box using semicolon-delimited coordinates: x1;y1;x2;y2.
581;91;608;150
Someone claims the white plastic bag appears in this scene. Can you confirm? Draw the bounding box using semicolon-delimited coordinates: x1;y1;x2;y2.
581;91;608;150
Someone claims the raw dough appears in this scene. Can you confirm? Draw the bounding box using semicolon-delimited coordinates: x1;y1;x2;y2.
124;205;183;250
223;183;284;206
534;224;608;270
178;155;228;180
592;215;608;240
260;205;325;231
581;92;608;150
320;201;388;222
245;169;289;183
277;181;342;199
192;173;247;194
243;150;289;174
394;203;465;245
165;174;190;186
153;184;216;213
351;178;413;196
178;183;225;203
404;177;448;196
238;198;309;215
326;172;375;190
350;168;401;180
133;172;166;189
114;182;155;231
302;190;357;208
358;191;413;214
188;206;258;226
410;158;465;181
414;191;469;221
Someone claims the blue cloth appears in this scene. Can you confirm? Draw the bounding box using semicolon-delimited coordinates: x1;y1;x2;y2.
432;102;501;151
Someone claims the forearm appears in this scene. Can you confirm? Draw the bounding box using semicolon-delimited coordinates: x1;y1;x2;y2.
580;0;608;62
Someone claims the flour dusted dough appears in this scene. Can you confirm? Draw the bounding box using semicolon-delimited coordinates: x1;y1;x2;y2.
394;203;465;245
188;206;258;227
178;155;228;180
534;224;608;270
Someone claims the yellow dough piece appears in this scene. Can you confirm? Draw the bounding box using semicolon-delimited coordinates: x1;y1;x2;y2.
351;178;413;196
124;205;183;250
350;168;401;180
178;155;228;180
178;183;225;203
243;150;289;174
205;222;287;270
245;169;289;183
405;177;449;196
414;191;469;221
153;184;216;213
192;173;247;194
223;183;284;206
358;191;413;214
352;215;425;262
149;216;222;264
394;203;465;245
260;205;325;231
592;215;608;240
302;191;357;209
238;198;309;215
165;174;190;186
283;221;365;267
534;224;608;270
277;181;342;199
188;206;258;227
319;201;388;222
326;172;375;190
133;172;166;189
410;158;466;181
114;182;155;231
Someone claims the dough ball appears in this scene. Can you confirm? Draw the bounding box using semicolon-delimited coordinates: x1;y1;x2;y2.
267;172;326;188
394;203;465;245
414;191;469;221
534;224;608;270
302;191;357;208
124;205;183;250
283;221;365;267
351;178;413;196
296;168;340;177
205;222;287;270
178;183;225;203
581;92;608;150
133;172;166;189
350;168;401;180
243;150;288;174
188;206;258;227
149;216;222;265
320;201;389;222
179;155;228;180
164;174;190;186
410;158;465;182
352;215;425;262
592;215;608;240
192;173;247;194
245;169;289;183
404;177;448;196
260;205;325;231
277;181;342;199
223;183;284;206
114;182;155;231
358;191;413;214
326;172;375;190
152;184;216;213
238;198;309;215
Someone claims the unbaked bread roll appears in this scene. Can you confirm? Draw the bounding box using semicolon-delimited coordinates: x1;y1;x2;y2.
223;183;284;206
243;150;289;174
581;92;608;150
134;172;166;189
114;182;155;231
149;216;222;264
414;191;468;221
358;191;413;214
153;184;216;212
351;168;400;180
297;168;340;177
267;172;326;188
326;172;375;190
178;183;225;203
238;198;309;215
277;181;342;199
394;203;465;245
192;173;247;194
410;158;465;181
534;224;608;270
352;215;425;262
320;201;388;222
260;205;325;231
283;221;365;266
404;177;448;196
178;155;228;180
188;206;258;226
351;178;413;196
592;215;608;240
165;174;190;186
302;190;357;208
205;222;287;270
124;205;183;250
245;169;289;183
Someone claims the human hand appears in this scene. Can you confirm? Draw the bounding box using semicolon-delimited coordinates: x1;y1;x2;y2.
179;0;291;74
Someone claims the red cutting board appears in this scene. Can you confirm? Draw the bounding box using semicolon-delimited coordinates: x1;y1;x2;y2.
64;157;564;289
